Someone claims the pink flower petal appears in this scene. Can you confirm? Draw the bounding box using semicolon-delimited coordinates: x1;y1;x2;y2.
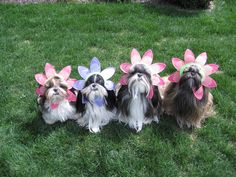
35;86;46;95
195;52;207;65
59;65;71;80
147;87;154;99
172;58;184;71
35;74;47;85
141;49;153;65
151;63;166;74
67;78;77;89
120;63;131;73
131;48;141;64
45;63;56;78
168;71;181;83
202;76;217;88
204;64;219;76
193;86;204;100
67;90;77;102
158;77;165;86
152;75;165;86
119;74;128;85
152;76;160;86
184;49;195;63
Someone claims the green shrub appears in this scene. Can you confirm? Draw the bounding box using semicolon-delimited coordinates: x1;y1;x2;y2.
164;0;212;9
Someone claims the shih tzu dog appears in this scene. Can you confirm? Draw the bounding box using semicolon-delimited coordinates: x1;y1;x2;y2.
162;49;219;128
73;57;116;133
116;49;166;132
35;63;77;124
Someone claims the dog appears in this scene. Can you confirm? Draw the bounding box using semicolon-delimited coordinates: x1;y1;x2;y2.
73;57;116;133
117;49;166;132
162;49;219;128
35;63;77;124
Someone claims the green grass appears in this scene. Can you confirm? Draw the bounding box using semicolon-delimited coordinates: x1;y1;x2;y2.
0;1;236;176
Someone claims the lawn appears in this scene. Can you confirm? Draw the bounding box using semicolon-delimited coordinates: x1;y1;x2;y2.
0;1;236;176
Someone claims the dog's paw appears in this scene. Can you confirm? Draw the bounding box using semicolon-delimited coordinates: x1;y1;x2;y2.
90;127;100;133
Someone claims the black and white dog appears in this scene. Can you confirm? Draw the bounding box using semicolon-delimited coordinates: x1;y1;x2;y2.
117;49;166;132
73;57;116;133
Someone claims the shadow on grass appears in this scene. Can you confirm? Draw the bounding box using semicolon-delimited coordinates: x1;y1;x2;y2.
0;157;11;177
151;114;195;141
20;112;89;143
100;121;134;143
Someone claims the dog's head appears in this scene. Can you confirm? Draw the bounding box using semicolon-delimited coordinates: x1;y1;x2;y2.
44;75;68;102
81;74;108;101
127;64;152;98
178;64;204;91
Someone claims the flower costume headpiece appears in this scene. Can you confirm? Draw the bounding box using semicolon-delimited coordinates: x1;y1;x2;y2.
119;48;166;98
35;63;77;109
73;57;116;91
168;49;219;100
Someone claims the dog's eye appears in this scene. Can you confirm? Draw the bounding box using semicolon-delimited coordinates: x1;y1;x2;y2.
60;84;67;89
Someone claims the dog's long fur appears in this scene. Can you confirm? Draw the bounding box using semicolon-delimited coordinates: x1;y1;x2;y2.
76;74;116;133
37;76;77;124
117;64;162;132
162;64;214;128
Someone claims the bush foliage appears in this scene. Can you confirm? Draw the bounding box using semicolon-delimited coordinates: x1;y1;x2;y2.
164;0;212;9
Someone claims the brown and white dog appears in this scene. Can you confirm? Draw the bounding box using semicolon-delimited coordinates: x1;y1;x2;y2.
35;63;77;124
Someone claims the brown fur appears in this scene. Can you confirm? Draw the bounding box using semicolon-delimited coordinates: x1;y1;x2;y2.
162;65;215;128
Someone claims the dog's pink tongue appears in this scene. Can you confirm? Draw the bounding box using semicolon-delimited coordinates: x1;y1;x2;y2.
51;103;59;109
193;86;203;100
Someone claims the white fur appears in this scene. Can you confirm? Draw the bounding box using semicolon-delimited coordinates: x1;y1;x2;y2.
42;100;77;124
78;83;115;133
77;103;115;133
119;81;157;132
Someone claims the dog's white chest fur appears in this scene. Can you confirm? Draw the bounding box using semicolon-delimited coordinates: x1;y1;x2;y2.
77;103;115;133
42;100;76;124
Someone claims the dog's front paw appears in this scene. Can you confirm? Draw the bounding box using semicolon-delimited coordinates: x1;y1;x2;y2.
89;127;100;133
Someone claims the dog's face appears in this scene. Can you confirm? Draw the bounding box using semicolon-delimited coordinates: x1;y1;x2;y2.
179;64;203;90
127;64;152;97
81;74;108;100
44;76;68;101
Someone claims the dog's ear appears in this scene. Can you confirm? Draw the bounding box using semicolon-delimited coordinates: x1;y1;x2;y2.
105;90;117;111
76;91;85;114
117;85;131;116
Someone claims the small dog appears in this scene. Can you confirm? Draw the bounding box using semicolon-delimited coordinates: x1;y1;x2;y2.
73;57;116;133
162;49;219;128
35;63;77;124
117;49;166;132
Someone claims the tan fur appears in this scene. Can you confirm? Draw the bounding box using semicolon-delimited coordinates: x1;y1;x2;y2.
162;77;214;128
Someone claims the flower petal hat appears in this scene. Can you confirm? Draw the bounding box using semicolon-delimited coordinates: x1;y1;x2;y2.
119;48;166;98
168;49;219;100
35;63;77;104
73;57;116;91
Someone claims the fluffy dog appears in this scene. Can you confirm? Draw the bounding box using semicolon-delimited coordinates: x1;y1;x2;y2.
162;49;219;128
35;63;77;124
117;49;166;132
73;57;116;133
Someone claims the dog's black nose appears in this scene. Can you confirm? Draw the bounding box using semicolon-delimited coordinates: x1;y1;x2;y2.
137;73;142;77
191;72;196;76
53;88;58;92
92;84;96;88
